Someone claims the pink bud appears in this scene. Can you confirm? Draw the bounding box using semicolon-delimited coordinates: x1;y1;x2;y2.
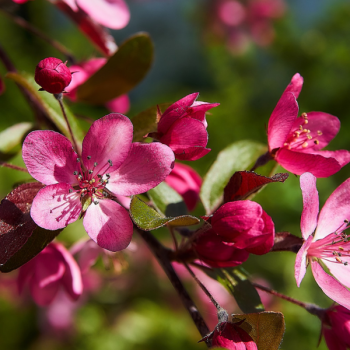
35;57;72;94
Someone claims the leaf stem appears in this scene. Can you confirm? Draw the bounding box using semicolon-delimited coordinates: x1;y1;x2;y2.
0;161;28;173
249;151;274;171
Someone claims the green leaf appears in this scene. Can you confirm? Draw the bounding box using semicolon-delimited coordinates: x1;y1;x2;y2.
148;182;187;217
203;266;264;313
77;33;154;104
130;196;199;231
0;122;33;160
200;140;267;214
232;312;285;350
5;72;84;146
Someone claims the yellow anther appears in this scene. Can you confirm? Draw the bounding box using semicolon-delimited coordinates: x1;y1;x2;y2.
314;140;319;145
302;112;308;118
299;125;303;130
339;247;344;251
336;257;342;263
302;142;308;148
307;135;312;140
317;130;323;136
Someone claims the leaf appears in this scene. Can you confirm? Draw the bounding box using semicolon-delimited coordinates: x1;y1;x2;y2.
200;141;267;214
223;171;289;203
0;183;61;272
77;33;154;104
203;266;264;313
0;122;33;160
130;196;199;231
270;232;303;253
131;103;171;142
148;182;187;217
232;312;285;350
5;72;85;147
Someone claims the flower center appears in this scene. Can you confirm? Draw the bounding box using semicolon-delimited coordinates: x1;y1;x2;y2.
283;113;323;151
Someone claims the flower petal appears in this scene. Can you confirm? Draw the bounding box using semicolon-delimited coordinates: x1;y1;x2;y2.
304;150;350;168
187;101;220;127
311;260;350;310
83;199;133;251
300;172;319;240
31;183;81;230
105;94;130;114
284;73;304;99
173;146;211;161
268;92;299;151
323;258;350;290
82;113;133;176
76;0;130;29
275;148;341;177
158;93;199;134
108;142;175;196
295;235;313;287
22;131;78;185
30;278;60;306
316;177;350;240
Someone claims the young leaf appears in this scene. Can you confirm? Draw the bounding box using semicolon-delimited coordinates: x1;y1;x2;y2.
202;266;264;313
0;183;61;272
0;122;33;160
148;182;188;217
200;141;267;214
77;33;154;104
130;196;199;231
5;72;84;146
223;171;289;203
232;312;285;350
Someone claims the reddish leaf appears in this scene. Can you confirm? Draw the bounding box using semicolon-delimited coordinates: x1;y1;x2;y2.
0;183;61;272
270;232;303;253
224;171;289;203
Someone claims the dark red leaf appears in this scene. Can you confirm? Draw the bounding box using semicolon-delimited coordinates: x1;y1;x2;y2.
270;232;303;253
224;171;289;203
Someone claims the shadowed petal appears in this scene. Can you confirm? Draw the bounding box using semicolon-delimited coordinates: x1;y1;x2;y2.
82;114;133;176
300;173;319;240
295;235;313;287
174;146;211;161
316;178;350;240
108;142;175;196
31;183;82;230
83;199;133;251
311;260;350;310
323;258;350;290
276;148;341;177
22;131;78;185
30;278;61;306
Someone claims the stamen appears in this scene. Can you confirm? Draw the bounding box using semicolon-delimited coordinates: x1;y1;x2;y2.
88;170;93;174
302;112;308;118
108;159;113;166
77;158;80;162
302;142;308;148
314;140;319;145
69;189;73;193
94;162;98;167
317;130;323;136
106;174;110;178
73;171;78;175
87;156;91;160
336;257;342;263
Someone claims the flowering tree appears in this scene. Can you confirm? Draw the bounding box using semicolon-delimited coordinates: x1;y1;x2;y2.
0;1;350;349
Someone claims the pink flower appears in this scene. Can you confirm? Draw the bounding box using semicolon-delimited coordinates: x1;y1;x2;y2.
268;73;350;177
165;163;202;211
17;242;83;306
22;113;175;251
211;200;275;255
66;58;130;114
295;172;350;310
154;93;219;161
322;305;350;350
35;57;72;94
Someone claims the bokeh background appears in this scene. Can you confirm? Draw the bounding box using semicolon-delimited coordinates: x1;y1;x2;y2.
1;0;350;349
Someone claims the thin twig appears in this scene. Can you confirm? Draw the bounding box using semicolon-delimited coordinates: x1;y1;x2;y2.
168;225;178;251
0;161;28;173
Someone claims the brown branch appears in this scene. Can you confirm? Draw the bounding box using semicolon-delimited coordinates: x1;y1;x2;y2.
0;161;28;173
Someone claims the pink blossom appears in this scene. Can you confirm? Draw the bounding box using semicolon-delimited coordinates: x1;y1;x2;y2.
66;58;130;114
322;305;350;350
165;162;202;211
17;242;83;306
295;172;350;310
154;93;219;161
35;57;72;94
22;114;175;251
268;73;350;177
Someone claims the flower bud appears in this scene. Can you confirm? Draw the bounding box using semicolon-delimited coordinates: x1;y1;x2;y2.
35;57;72;94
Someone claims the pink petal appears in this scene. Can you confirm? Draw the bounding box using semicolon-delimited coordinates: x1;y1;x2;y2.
22;131;78;186
30;278;61;306
268;92;299;151
83;199;133;251
284;73;304;99
311;260;350;310
187;101;220;127
158;93;199;134
275;148;341;177
17;259;35;294
323;327;347;350
107;142;175;196
304;150;350;168
74;239;102;273
300;172;319;240
294;235;313;287
105;94;130;114
31;183;82;230
316;177;350;240
82;113;133;176
54;243;83;300
323;258;350;290
174;146;211;161
76;0;130;30
62;0;79;11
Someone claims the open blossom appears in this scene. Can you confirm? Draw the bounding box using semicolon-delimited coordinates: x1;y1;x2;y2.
295;172;350;310
267;73;350;177
17;243;83;306
66;58;130;114
152;93;219;161
22;113;174;251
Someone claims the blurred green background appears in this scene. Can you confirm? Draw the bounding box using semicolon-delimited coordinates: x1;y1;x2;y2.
1;0;350;349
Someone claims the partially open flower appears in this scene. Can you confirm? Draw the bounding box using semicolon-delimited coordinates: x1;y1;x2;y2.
35;57;72;94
